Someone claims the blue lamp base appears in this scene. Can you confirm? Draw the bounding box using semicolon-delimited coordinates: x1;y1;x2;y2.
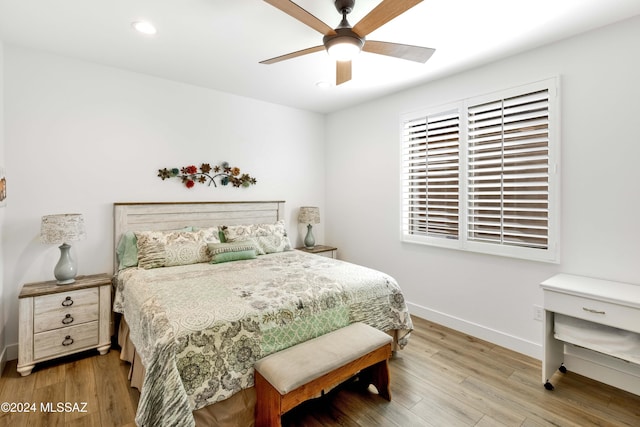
54;243;77;285
304;224;316;249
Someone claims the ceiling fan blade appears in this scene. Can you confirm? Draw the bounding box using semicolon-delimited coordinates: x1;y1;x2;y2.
260;45;326;64
336;61;352;85
263;0;336;35
353;0;423;37
363;40;435;63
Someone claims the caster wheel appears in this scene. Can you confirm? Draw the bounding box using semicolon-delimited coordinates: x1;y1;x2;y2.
544;381;554;390
559;364;567;374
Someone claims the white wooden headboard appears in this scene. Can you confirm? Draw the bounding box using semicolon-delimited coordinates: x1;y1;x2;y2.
113;201;285;271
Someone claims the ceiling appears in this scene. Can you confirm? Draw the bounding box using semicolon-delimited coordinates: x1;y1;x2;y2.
1;0;639;114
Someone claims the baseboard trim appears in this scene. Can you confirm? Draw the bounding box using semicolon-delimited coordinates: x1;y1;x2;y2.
407;302;542;360
5;343;18;362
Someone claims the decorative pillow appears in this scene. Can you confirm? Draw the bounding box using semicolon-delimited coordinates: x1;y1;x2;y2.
220;220;292;255
251;235;291;255
207;241;258;264
136;229;209;269
116;226;194;270
116;231;139;270
195;226;223;244
207;241;258;255
211;250;257;264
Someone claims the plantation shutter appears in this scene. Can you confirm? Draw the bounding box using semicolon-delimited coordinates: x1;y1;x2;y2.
402;109;460;240
467;89;550;249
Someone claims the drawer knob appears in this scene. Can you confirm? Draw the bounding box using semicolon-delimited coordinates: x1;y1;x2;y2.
62;314;74;325
62;336;74;346
583;307;606;315
61;296;74;307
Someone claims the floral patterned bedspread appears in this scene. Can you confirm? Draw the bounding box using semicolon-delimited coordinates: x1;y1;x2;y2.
113;250;413;427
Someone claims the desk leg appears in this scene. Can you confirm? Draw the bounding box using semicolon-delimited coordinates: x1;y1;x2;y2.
542;309;564;389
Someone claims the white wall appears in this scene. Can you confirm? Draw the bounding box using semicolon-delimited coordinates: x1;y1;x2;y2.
0;40;6;372
325;16;640;358
2;46;326;357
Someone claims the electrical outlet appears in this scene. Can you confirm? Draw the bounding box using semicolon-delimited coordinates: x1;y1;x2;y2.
533;305;544;321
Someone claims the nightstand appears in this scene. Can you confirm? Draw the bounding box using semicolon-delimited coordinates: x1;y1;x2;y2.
17;273;112;376
296;245;337;259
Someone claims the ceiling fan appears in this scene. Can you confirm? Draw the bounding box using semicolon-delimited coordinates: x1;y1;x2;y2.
260;0;435;85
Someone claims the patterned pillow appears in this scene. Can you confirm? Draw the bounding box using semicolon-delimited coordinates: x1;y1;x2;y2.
117;226;196;270
220;220;292;255
252;235;291;255
196;226;224;244
135;229;211;269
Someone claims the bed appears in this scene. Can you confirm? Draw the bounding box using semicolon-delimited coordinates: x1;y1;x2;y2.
112;201;413;427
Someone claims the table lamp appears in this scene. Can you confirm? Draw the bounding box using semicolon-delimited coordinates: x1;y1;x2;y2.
298;206;320;249
40;213;86;284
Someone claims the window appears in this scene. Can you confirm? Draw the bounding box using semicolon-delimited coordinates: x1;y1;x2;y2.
401;78;559;262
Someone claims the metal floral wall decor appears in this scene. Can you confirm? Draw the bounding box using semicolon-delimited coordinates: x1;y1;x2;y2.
158;162;257;189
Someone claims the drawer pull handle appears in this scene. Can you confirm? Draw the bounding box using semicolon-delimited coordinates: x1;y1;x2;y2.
61;296;74;307
62;314;74;325
583;307;605;315
62;336;74;346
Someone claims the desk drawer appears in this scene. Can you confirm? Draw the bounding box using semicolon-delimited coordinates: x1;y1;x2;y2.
545;291;640;333
34;321;99;361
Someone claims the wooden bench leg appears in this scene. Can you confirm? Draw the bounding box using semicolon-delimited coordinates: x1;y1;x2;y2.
361;359;391;401
255;371;283;427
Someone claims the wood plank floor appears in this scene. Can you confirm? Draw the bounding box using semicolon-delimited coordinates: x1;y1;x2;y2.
1;315;639;426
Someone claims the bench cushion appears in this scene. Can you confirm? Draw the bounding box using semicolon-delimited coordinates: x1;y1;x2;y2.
254;322;392;394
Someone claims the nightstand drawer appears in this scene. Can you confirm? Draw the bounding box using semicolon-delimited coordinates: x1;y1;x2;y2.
34;321;99;360
34;303;99;333
34;287;98;315
545;291;640;333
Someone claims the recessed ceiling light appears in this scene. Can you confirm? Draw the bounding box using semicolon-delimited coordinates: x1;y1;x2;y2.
315;81;331;89
132;20;157;35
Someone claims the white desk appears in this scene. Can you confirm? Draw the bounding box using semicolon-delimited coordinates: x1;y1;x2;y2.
541;273;640;394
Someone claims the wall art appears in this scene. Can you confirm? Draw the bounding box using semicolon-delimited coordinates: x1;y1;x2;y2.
158;162;257;189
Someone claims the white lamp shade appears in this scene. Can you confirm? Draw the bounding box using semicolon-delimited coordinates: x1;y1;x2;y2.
298;207;320;225
40;214;86;244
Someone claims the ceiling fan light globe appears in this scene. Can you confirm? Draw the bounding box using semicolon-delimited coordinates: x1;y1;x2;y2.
324;28;364;61
327;41;361;61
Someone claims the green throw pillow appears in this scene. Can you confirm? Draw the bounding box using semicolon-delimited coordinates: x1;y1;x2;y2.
211;249;257;264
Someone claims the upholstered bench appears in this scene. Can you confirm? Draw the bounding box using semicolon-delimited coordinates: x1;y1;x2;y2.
254;322;393;427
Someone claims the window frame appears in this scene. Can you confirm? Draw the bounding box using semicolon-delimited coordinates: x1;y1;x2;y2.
400;78;560;263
